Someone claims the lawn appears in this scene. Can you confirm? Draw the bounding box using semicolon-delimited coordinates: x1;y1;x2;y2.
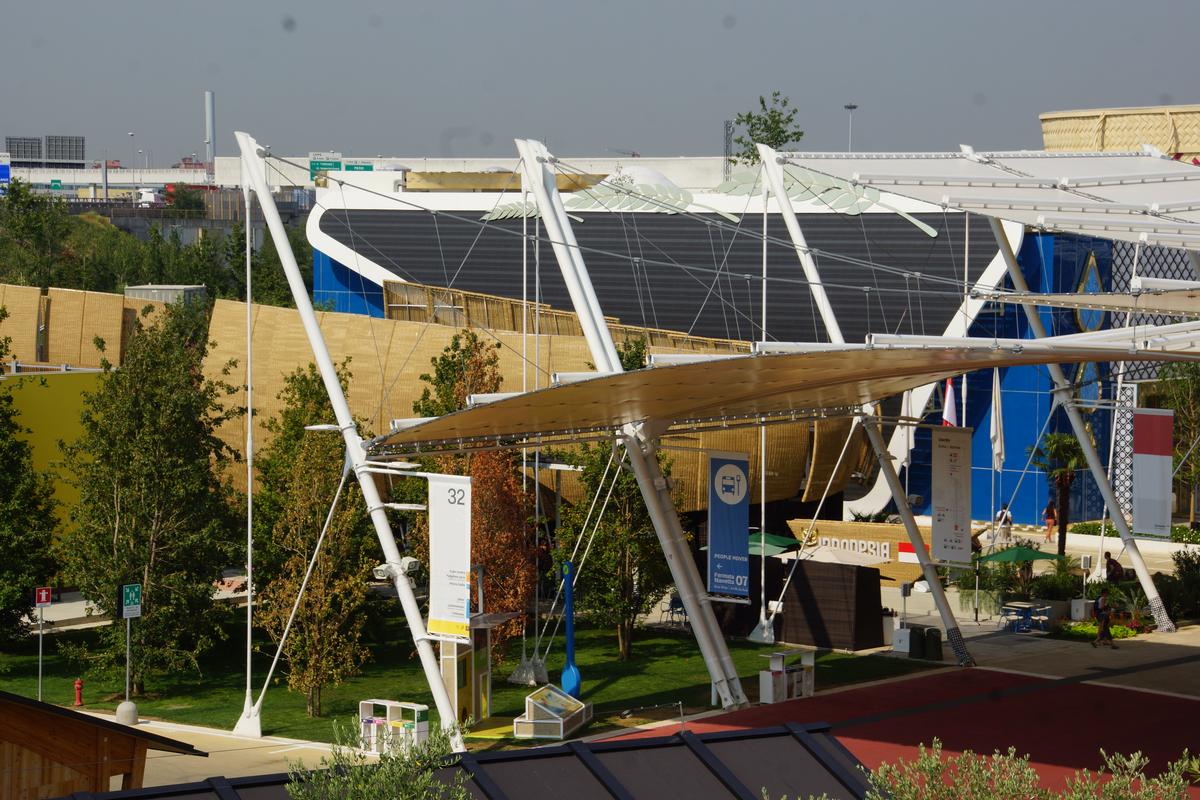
0;615;931;745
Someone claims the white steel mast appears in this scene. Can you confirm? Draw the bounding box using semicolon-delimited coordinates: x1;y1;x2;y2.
233;133;464;748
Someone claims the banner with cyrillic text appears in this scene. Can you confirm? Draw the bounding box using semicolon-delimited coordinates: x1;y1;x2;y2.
707;452;750;598
932;426;972;564
1133;409;1173;540
428;474;472;639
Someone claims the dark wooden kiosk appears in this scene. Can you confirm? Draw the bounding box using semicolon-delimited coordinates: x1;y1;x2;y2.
0;690;206;798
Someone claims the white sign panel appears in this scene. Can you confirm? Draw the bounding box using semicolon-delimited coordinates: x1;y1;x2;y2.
931;427;972;564
427;474;472;639
1133;409;1173;540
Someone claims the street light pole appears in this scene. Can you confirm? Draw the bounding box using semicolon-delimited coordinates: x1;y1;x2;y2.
843;104;858;152
128;132;135;174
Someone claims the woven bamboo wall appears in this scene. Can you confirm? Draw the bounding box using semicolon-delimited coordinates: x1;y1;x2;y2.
0;284;42;362
205;299;830;511
45;288;132;367
1040;105;1200;161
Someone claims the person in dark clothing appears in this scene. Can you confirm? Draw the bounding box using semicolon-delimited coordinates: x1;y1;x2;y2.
1092;587;1117;648
1043;500;1057;544
1104;551;1125;583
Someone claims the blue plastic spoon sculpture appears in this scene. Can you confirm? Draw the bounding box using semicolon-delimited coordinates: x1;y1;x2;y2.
561;561;582;698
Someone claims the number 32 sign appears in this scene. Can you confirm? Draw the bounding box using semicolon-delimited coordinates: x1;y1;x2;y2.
428;474;472;639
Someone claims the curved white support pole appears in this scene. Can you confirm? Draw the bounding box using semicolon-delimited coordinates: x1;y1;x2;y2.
234;133;465;749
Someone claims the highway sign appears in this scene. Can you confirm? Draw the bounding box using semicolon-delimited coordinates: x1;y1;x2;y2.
344;161;374;172
0;153;10;195
309;151;344;179
121;583;142;619
50;179;62;191
35;587;52;608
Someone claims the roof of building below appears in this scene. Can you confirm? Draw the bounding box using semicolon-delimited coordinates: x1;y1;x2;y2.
67;722;867;800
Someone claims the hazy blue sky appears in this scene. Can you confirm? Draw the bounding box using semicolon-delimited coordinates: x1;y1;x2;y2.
5;1;1198;165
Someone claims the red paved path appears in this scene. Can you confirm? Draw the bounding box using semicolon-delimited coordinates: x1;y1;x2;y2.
614;668;1199;793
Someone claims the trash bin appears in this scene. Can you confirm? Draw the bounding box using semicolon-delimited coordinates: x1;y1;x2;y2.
924;627;943;662
906;625;926;659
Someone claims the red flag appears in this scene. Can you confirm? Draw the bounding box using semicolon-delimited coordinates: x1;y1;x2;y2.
942;379;958;427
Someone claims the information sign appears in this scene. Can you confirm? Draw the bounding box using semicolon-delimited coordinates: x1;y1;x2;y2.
707;451;750;598
931;427;972;564
1133;408;1173;539
121;583;142;619
50;179;62;191
344;161;374;172
35;587;52;608
428;475;472;639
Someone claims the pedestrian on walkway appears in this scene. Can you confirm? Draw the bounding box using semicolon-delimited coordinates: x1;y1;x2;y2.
1092;588;1117;649
1043;500;1057;544
994;503;1013;545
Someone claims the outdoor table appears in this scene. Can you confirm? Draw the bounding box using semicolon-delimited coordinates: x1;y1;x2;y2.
1001;601;1039;632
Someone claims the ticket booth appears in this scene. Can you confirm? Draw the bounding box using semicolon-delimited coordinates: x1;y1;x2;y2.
439;611;519;725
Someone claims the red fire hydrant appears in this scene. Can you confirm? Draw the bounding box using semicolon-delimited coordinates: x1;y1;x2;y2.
74;678;84;707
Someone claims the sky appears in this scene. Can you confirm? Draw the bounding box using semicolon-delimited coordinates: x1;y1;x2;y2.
4;1;1199;165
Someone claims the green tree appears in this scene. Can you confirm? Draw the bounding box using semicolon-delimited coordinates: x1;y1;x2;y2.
1154;362;1200;525
287;722;469;800
168;185;206;211
257;422;372;717
0;180;72;288
553;338;674;660
408;330;535;652
731;91;805;165
0;307;58;644
1029;432;1086;556
56;302;240;693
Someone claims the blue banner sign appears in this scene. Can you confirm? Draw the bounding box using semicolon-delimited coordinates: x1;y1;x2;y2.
707;451;750;598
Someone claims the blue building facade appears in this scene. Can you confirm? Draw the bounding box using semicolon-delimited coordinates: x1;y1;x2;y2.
904;232;1118;526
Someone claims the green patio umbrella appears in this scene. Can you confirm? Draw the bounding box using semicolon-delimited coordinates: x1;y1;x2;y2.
978;545;1062;563
701;532;801;557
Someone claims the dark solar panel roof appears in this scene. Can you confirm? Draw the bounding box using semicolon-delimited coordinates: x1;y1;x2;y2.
64;723;868;800
317;209;997;344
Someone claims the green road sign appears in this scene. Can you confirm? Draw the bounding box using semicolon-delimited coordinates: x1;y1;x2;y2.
50;179;62;191
344;163;374;172
121;583;142;619
309;159;342;179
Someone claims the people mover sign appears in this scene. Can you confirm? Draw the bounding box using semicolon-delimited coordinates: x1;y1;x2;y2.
708;451;750;598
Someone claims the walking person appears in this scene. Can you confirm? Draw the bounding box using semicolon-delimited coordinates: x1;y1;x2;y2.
1043;499;1057;544
1092;587;1117;648
994;503;1013;545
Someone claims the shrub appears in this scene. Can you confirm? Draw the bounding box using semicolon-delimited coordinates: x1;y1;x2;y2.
1069;521;1200;544
1052;620;1137;641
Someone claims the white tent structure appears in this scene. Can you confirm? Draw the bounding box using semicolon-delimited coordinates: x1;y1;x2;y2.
235;131;1200;740
775;146;1200;633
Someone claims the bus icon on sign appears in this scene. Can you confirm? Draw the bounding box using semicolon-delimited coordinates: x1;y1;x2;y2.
721;475;740;496
713;462;748;505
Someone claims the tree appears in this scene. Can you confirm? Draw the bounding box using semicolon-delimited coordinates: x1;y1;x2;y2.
731;91;805;165
552;338;674;660
0;180;71;289
56;302;240;693
409;331;535;652
1028;433;1087;556
287;722;469;800
1154;362;1200;524
0;307;58;644
256;422;372;718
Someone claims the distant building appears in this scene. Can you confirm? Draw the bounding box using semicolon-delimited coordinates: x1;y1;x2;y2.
4;134;85;168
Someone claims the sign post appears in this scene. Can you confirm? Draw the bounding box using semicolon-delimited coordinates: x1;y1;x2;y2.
707;452;750;600
35;587;52;701
0;152;10;196
120;583;142;703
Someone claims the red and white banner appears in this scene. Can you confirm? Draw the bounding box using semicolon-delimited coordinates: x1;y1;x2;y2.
897;541;929;564
1133;408;1173;539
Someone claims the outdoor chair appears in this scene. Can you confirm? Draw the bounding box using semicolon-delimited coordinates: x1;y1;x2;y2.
1031;607;1052;631
660;592;687;625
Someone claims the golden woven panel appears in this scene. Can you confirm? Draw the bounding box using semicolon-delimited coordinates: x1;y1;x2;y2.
1040;105;1200;160
788;519;925;585
0;283;43;362
78;291;124;367
45;289;88;365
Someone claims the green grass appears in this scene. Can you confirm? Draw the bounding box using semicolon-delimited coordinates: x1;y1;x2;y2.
0;616;931;745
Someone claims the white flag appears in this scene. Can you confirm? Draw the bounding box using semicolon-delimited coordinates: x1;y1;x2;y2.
941;379;958;427
990;368;1005;472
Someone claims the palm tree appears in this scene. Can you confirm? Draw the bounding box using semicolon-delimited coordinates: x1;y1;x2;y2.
1028;433;1087;556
